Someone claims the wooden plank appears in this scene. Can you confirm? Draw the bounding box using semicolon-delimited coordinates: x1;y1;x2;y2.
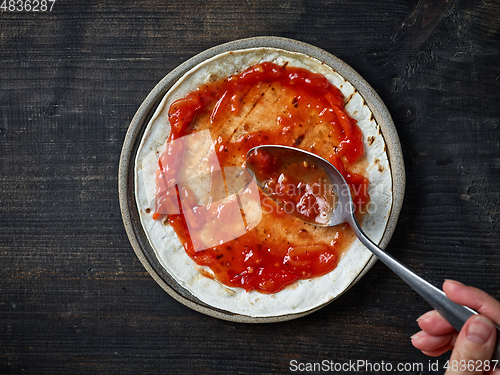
0;0;499;373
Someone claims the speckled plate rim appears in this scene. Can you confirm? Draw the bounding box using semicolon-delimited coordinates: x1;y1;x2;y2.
118;36;405;323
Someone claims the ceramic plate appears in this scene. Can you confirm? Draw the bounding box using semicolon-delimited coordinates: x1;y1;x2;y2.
118;37;405;323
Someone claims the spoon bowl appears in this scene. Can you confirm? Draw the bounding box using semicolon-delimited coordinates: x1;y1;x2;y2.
246;145;365;229
246;144;499;360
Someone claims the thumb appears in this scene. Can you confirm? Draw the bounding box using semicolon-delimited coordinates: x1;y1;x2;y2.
445;315;497;375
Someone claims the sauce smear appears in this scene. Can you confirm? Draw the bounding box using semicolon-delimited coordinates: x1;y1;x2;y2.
246;147;337;226
153;61;370;293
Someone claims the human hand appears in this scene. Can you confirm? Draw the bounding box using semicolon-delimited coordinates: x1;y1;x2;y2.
411;280;500;374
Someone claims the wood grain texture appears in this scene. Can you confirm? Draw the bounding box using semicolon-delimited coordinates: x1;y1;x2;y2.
1;0;499;373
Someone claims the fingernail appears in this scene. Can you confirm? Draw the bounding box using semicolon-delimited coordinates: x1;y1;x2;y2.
417;310;436;321
466;316;494;345
444;279;464;286
410;332;423;340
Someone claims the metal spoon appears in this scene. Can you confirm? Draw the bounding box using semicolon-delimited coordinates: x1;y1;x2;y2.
246;144;499;360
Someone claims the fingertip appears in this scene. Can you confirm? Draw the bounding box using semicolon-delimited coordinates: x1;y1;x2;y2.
417;310;437;322
410;331;427;352
416;310;455;335
410;331;424;341
443;279;462;287
449;315;496;365
443;279;465;294
421;344;454;358
465;315;495;345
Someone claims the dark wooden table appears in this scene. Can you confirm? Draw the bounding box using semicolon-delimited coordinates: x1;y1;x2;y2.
1;0;499;374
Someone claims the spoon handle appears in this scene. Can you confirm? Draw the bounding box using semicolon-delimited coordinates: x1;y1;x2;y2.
349;216;500;361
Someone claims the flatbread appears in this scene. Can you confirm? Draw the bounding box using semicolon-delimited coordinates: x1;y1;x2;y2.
134;48;392;317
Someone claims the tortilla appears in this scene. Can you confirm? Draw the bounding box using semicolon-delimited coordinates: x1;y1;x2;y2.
134;48;392;317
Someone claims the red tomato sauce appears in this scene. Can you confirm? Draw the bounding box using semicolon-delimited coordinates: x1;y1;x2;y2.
246;147;337;226
153;61;369;293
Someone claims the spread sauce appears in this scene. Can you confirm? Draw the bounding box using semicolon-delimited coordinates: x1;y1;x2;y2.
153;61;369;293
246;147;337;226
